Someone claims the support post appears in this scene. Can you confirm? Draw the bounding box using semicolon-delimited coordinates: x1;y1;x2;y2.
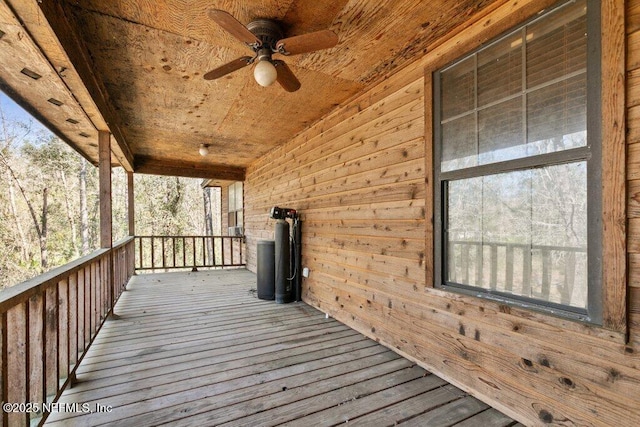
99;131;112;249
98;131;114;315
127;171;135;236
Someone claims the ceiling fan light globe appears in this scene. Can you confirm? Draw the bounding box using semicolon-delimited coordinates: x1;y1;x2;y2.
254;60;278;87
199;144;209;156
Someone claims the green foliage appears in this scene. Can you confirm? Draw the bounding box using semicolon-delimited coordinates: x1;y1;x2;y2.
1;116;217;289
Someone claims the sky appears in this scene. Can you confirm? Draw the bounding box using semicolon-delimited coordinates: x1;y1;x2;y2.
0;91;51;136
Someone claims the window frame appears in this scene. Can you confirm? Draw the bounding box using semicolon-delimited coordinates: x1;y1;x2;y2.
432;0;603;324
227;181;243;231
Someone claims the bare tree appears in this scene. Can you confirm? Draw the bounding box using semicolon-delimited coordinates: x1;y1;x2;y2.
203;186;214;264
79;158;90;255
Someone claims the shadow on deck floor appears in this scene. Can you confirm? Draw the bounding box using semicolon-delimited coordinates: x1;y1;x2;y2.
45;270;517;426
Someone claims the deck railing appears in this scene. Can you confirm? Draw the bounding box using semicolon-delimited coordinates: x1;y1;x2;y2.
135;235;245;271
0;236;135;427
448;240;587;306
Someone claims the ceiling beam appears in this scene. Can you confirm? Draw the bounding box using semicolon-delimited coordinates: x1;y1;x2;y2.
37;0;134;172
135;156;246;181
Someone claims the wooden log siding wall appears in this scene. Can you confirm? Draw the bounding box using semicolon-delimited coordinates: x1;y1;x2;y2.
244;0;640;424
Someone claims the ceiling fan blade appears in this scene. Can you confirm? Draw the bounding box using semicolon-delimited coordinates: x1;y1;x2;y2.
274;60;301;92
204;56;253;80
276;30;338;56
209;9;260;46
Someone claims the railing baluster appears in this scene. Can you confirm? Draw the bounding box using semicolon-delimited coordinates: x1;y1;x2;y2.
505;244;514;292
99;258;104;321
490;244;498;290
151;238;155;270
192;237;196;269
447;242;455;282
84;266;91;353
1;311;7;427
162;237;166;270
44;286;58;404
6;304;27;426
182;237;186;268
541;249;551;300
201;237;205;266
68;272;78;368
77;270;84;363
222;237;226;267
461;243;469;284
562;251;577;305
94;260;100;334
27;294;44;422
172;237;177;268
214;237;218;266
58;279;69;388
0;237;134;424
475;244;483;287
522;247;532;297
131;235;247;272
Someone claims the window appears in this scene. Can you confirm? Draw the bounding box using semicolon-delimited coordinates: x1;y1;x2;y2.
228;181;243;234
433;0;602;323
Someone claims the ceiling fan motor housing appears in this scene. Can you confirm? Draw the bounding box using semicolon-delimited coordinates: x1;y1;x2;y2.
247;19;284;54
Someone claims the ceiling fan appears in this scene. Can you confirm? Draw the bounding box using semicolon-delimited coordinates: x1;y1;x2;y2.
204;10;339;92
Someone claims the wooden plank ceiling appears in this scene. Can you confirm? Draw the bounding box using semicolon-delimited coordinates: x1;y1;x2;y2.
0;0;499;180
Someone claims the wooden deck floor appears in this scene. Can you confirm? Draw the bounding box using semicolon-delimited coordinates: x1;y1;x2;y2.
45;270;517;426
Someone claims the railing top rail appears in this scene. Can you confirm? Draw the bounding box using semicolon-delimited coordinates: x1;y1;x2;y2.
114;235;135;249
135;235;243;238
0;236;135;313
448;240;587;253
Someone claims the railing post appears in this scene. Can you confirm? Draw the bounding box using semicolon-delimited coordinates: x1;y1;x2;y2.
127;171;135;236
98;131;114;315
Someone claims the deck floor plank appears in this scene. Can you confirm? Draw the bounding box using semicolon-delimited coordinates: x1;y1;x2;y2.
44;270;515;426
453;408;518;427
344;384;467;426
278;374;449;427
398;396;490;426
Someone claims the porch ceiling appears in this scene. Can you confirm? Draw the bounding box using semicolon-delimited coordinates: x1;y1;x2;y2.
0;0;499;180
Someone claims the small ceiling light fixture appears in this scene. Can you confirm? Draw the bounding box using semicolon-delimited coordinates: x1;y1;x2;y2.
253;57;277;87
199;144;210;156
